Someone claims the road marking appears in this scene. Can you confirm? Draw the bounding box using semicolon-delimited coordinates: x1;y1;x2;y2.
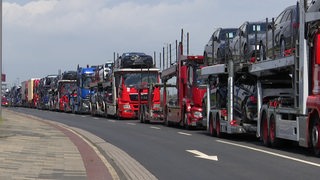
150;126;161;130
108;120;116;122
94;117;100;120
217;140;320;167
178;132;192;136
127;123;136;126
186;150;218;161
81;115;86;118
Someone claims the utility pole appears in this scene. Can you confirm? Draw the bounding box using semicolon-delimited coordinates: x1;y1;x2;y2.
1;0;3;118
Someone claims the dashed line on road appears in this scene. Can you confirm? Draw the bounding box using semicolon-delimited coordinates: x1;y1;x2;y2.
150;126;161;130
178;132;192;136
81;115;87;118
217;139;320;168
93;117;100;120
108;120;116;123
127;123;136;126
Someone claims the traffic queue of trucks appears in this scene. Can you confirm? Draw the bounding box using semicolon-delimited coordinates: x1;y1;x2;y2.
4;0;320;156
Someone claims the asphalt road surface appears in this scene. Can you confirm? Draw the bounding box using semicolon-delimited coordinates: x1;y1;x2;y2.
9;107;320;180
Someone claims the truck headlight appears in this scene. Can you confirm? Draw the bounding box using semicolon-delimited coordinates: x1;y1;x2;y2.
123;104;131;109
193;111;202;118
153;104;161;109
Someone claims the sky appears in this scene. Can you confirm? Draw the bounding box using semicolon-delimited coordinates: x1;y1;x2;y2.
3;0;295;87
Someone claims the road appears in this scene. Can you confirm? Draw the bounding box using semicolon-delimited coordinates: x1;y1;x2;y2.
10;107;320;180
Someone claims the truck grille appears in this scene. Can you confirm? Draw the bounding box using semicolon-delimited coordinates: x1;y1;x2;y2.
130;94;148;101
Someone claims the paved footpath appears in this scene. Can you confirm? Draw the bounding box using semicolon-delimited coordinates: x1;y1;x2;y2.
0;108;157;180
0;109;115;180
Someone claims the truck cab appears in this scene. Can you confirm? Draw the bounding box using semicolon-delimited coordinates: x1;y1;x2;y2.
162;43;206;128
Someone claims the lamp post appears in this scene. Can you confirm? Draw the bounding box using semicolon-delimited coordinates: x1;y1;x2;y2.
0;0;3;118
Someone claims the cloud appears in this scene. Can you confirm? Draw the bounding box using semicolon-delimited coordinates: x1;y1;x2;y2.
3;0;294;85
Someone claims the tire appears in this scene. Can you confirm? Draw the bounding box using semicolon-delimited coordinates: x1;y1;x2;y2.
209;115;216;137
102;101;106;112
269;115;280;147
72;105;75;114
139;106;145;123
89;102;95;116
261;112;270;146
311;117;320;156
164;107;170;127
216;114;222;138
64;104;67;113
184;112;190;130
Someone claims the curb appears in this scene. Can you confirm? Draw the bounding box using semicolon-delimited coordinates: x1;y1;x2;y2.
9;110;157;180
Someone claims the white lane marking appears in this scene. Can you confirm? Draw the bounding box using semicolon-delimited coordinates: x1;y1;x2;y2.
127;123;136;126
94;117;100;120
150;126;161;130
81;115;86;118
178;132;192;136
108;120;116;122
186;150;218;161
217;140;320;167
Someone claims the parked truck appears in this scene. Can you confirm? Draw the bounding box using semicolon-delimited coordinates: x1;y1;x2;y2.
104;52;160;119
21;78;40;108
50;71;77;112
89;62;114;116
37;75;58;110
256;0;320;156
70;65;96;114
201;0;320;156
160;42;207;128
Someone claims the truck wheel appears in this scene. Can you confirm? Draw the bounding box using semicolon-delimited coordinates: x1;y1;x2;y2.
89;102;94;116
209;115;216;137
261;112;270;146
216;115;222;138
72;105;75;114
102;101;106;112
64;104;67;113
139;107;145;123
184;112;190;130
311;117;320;156
269;115;280;147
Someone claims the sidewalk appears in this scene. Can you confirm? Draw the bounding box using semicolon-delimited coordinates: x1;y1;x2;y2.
0;108;111;180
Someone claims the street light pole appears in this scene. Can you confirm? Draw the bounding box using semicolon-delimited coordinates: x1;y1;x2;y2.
1;0;3;117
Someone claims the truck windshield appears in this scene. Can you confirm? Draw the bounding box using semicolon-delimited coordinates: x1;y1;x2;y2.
123;72;158;86
60;82;77;95
82;76;94;88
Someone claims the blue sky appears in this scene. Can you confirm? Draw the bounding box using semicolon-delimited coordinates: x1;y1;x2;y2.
3;0;295;86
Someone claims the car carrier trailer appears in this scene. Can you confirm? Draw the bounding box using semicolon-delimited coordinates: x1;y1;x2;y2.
201;0;320;156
